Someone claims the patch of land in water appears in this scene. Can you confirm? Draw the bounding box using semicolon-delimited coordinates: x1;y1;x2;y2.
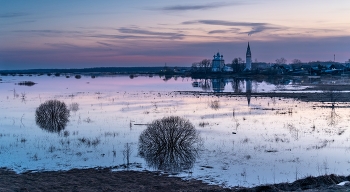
1;168;350;192
176;91;350;103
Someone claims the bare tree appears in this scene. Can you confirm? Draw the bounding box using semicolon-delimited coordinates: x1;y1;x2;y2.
232;58;245;72
35;100;70;133
200;59;211;72
232;58;239;72
292;59;302;64
191;59;211;73
123;143;133;167
238;57;244;64
276;57;287;64
232;58;239;65
138;116;200;172
191;63;197;71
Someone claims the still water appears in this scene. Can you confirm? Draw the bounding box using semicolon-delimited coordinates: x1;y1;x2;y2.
0;75;349;187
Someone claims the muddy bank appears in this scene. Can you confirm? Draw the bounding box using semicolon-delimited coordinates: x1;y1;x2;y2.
1;168;350;191
0;168;229;192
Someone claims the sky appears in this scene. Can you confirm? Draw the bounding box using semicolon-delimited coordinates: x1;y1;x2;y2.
0;0;350;70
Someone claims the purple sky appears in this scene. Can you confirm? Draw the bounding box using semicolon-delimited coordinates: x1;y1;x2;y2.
0;0;350;70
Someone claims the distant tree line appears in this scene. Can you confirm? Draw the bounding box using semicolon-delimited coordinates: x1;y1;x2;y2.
231;57;245;72
191;57;246;73
0;67;189;75
191;59;211;73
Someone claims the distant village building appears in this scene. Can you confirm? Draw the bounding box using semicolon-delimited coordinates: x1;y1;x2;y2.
252;62;269;70
223;64;233;72
212;52;224;72
346;60;350;69
245;42;252;71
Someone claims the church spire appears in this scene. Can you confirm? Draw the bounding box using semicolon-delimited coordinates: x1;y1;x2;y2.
246;42;251;57
245;42;252;71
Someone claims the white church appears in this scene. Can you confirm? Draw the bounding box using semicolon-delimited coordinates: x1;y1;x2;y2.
211;42;252;72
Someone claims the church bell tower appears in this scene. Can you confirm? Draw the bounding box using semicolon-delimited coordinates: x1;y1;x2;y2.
245;42;252;71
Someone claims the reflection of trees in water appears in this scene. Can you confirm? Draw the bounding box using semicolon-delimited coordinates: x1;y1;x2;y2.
200;79;211;91
271;97;277;105
231;79;243;93
163;75;172;81
138;116;200;173
327;106;340;127
35;100;70;133
254;81;258;93
286;123;299;140
323;89;339;103
323;90;341;127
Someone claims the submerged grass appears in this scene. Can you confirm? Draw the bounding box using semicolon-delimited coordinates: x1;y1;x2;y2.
78;137;101;147
198;122;209;127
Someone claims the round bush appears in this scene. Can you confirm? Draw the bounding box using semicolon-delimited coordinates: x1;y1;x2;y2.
138;116;200;172
35;100;70;133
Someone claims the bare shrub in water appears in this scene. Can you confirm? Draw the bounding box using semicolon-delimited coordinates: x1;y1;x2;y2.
138;116;200;173
198;122;209;127
123;143;133;167
69;102;79;112
35;100;70;133
75;75;81;79
17;81;36;86
210;100;220;110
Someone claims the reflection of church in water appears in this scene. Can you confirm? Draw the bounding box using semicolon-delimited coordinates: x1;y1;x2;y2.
212;79;252;105
193;78;252;106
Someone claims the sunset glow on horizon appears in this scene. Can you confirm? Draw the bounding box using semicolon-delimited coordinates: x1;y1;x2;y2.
1;0;349;70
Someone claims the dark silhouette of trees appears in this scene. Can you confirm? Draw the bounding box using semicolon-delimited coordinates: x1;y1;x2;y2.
191;59;211;73
292;59;302;64
276;57;287;64
138;116;200;173
17;81;36;86
200;79;211;91
75;75;81;79
191;62;199;71
232;58;239;72
35;100;70;133
232;57;245;72
200;59;211;72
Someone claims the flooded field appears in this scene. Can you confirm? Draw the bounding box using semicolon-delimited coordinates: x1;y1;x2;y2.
1;75;350;187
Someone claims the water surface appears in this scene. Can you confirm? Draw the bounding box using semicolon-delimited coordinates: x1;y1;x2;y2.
1;75;350;187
